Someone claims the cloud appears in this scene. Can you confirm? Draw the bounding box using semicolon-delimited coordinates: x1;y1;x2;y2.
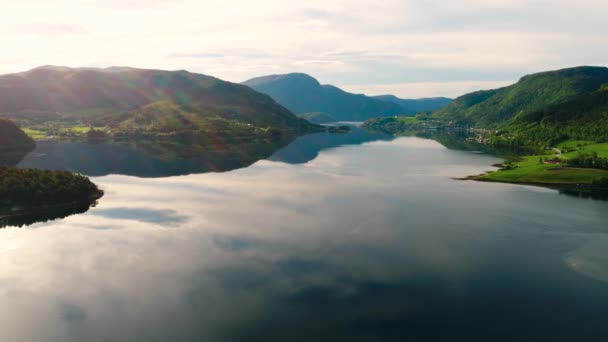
167;53;225;59
0;0;607;97
296;8;333;20
91;208;189;226
85;0;182;9
2;24;87;36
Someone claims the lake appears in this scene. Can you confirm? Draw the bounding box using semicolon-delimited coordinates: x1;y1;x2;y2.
2;127;608;341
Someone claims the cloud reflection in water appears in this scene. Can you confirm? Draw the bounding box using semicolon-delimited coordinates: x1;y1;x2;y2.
0;137;607;341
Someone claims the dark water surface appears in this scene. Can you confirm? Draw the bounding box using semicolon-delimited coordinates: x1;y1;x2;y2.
2;130;608;341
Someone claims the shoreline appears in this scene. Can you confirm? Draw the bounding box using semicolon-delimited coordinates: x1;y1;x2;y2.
455;171;608;193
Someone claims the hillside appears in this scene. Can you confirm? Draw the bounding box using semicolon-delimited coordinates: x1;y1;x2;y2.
243;73;422;121
0;66;318;142
434;66;608;127
0;119;35;151
497;85;608;146
372;95;451;113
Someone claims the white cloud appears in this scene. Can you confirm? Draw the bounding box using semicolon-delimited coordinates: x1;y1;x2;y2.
0;0;606;96
0;24;87;36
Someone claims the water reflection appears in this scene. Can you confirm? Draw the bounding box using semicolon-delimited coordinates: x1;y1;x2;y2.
269;125;393;164
18;139;288;178
419;130;529;158
0;145;99;229
5;127;393;228
18;126;392;178
0;137;607;341
418;131;608;201
0;200;97;229
0;147;32;166
558;188;608;201
91;208;189;226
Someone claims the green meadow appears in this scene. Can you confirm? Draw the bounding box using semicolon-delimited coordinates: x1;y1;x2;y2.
478;140;608;185
23;124;108;140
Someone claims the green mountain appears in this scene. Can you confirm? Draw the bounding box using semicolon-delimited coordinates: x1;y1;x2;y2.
243;73;450;122
372;95;451;113
499;85;608;146
434;66;608;127
0;66;317;142
0;119;35;151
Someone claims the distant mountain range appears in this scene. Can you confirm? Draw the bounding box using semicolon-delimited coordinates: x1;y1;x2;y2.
242;73;451;123
373;95;452;114
0;66;317;143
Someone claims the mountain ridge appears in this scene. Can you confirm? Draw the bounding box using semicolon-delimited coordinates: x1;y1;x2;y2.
242;73;451;122
0;66;318;141
433;66;608;127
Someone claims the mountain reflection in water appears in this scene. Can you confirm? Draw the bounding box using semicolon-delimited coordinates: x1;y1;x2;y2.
18;139;286;178
0;136;607;341
3;125;606;230
1;125;392;228
18;125;393;178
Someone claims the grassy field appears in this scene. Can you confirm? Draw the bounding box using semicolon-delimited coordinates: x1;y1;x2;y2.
560;141;608;158
22;124;109;140
22;128;48;140
478;141;608;185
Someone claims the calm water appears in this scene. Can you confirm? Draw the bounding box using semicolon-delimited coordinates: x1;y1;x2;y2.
2;129;608;341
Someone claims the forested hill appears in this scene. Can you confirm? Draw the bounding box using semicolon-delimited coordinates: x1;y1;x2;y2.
433;66;608;127
0;66;316;136
0;119;35;151
499;85;608;146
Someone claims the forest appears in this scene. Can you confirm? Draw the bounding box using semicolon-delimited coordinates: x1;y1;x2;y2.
0;167;102;208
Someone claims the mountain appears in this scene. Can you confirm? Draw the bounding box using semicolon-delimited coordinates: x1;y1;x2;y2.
0;119;35;151
242;73;407;122
0;66;317;141
434;66;608;127
372;95;452;113
498;84;608;145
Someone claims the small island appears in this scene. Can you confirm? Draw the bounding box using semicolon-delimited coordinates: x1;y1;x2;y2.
0;166;103;223
0;118;104;226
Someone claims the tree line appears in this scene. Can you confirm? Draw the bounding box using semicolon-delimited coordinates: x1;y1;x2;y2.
0;167;101;207
566;152;608;170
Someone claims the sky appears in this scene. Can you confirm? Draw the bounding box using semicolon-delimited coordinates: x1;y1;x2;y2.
1;0;607;98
